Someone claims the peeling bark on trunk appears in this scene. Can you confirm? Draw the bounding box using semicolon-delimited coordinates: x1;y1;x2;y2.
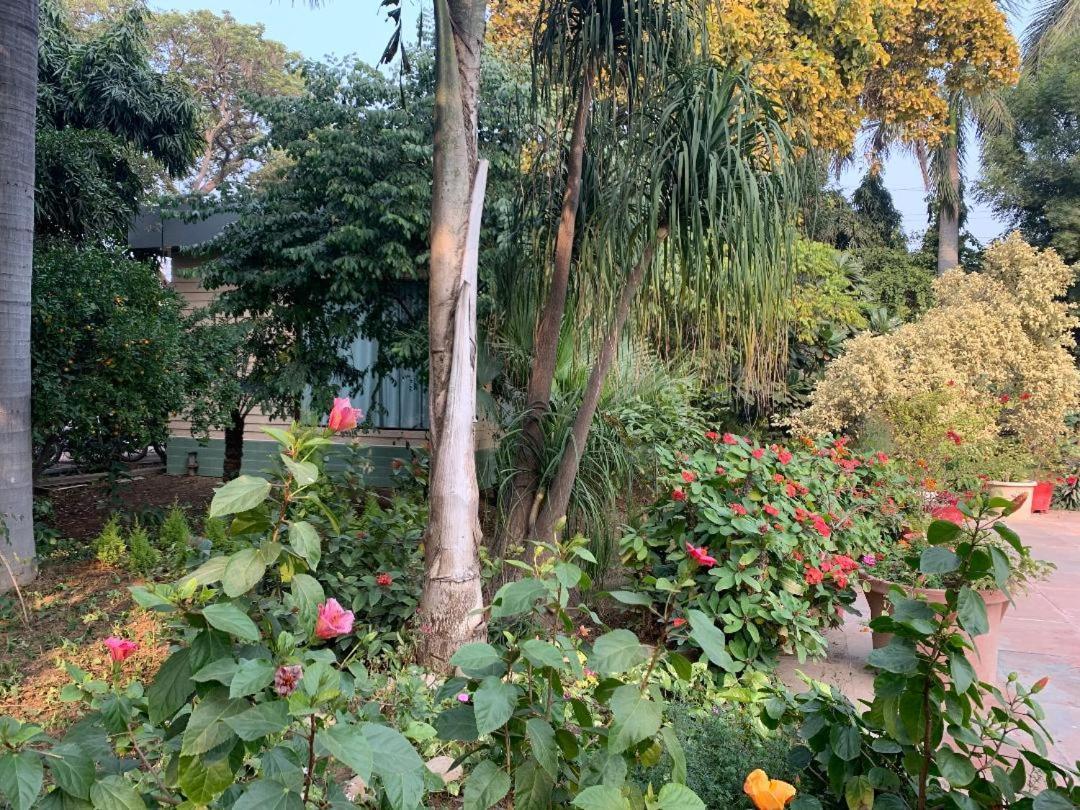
222;408;245;481
0;0;39;591
502;72;594;552
936;142;960;274
532;229;668;544
418;0;488;669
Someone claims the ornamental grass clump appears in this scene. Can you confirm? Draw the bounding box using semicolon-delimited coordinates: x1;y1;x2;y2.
794;234;1080;460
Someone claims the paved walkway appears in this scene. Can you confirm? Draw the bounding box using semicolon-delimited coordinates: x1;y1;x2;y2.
777;510;1080;767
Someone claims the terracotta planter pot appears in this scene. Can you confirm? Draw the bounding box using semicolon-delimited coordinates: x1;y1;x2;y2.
864;576;1010;684
1031;481;1053;513
985;480;1036;517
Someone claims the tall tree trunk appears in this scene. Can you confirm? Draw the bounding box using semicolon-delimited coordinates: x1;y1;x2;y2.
222;408;245;481
936;140;960;273
0;0;39;591
418;0;488;669
532;229;667;544
502;72;594;550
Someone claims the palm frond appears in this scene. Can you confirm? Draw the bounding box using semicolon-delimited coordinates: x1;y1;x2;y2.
1022;0;1080;69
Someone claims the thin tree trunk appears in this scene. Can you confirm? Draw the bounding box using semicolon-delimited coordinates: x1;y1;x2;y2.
222;408;245;481
502;71;594;550
936;141;960;273
532;229;668;544
418;0;487;669
0;0;39;591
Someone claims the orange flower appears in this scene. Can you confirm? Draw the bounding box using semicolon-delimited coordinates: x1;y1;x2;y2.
744;769;796;810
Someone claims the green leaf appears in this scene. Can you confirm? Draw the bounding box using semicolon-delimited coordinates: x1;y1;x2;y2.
830;725;861;761
791;797;824;810
449;643;506;678
181;694;246;756
48;743;94;800
935;749;976;787
957;587;990;636
988;546;1012;590
607;590;653;607
182;555;230;587
526;718;558;780
221;548;268;597
362;724;425;810
262;427;293;446
473;676;519;736
232;779;303;810
490;578;548;619
661;725;687;785
0;751;43;810
281;455;318;487
514;757;554;810
463;760;511;810
993;523;1024;554
1034;789;1077;810
572;785;631;809
608;683;662;753
288;573;324;632
319;723;373;781
844;776;874;810
178;751;237;804
89;776;145;810
435;705;479;742
203;602;261;642
655;783;706;810
225;701;289;741
927;520;961;545
128;586;173;611
948;651;977;693
147;647;193;724
591;629;650;675
687;610;738;672
520;639;566;670
667;652;693;681
192;657;239;685
919;547;959;575
210;475;272;518
288;521;320;570
868;641;919;674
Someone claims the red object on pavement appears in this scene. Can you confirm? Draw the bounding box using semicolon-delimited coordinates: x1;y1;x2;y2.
1032;481;1054;513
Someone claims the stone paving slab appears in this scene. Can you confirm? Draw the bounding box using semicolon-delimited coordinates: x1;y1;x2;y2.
777;510;1080;768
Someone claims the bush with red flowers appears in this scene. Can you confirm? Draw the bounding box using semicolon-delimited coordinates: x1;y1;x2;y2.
620;434;924;668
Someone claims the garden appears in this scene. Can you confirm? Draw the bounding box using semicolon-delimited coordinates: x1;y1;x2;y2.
1;0;1079;808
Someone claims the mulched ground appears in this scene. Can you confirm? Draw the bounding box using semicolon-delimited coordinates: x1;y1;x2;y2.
0;475;220;731
44;473;218;542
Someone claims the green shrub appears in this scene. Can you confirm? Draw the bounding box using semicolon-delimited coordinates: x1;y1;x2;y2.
157;503;192;570
620;434;926;667
639;702;799;808
93;515;126;567
125;520;159;575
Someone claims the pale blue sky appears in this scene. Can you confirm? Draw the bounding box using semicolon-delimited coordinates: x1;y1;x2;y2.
154;0;1028;246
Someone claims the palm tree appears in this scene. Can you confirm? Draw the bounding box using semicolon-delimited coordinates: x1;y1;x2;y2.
0;0;39;590
530;65;799;543
1023;0;1080;68
502;0;695;549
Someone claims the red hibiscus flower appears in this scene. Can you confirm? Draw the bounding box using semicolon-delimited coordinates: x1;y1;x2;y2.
686;543;717;567
376;572;393;587
999;394;1011;404
764;504;779;517
772;473;785;483
751;447;765;460
1068;475;1078;486
785;483;797;497
722;433;738;445
1020;392;1031;401
777;449;793;464
705;430;720;442
875;452;889;464
672;487;687;502
945;430;963;445
794;507;809;522
672;617;687;628
804;567;823;585
834;572;849;589
730;503;747;516
716;466;727;476
681;470;697;483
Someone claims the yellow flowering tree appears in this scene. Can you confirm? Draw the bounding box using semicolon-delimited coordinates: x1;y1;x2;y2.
794;234;1080;457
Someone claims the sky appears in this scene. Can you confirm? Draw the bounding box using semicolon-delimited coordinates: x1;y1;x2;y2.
153;0;1028;247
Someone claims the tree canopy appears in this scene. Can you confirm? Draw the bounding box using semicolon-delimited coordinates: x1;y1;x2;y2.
980;34;1080;265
